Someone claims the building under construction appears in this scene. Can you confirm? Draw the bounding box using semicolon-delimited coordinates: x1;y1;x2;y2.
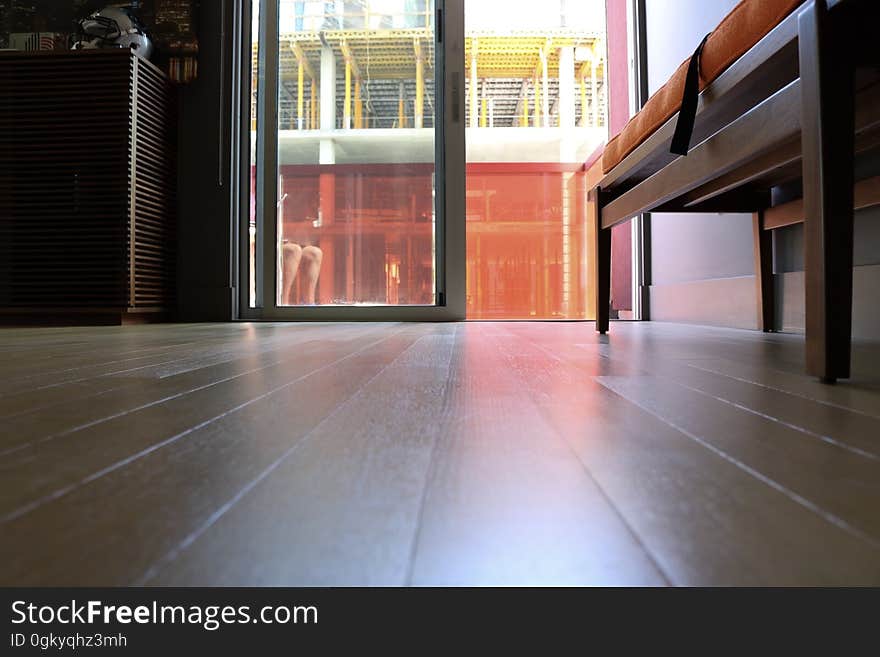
256;1;605;134
250;0;607;318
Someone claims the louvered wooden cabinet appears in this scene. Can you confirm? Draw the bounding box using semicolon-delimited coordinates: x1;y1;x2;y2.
0;49;176;324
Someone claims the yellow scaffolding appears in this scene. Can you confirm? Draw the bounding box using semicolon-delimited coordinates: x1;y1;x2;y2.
266;29;603;80
255;27;605;129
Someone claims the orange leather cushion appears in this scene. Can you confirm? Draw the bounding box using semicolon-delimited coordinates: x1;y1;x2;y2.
602;0;805;174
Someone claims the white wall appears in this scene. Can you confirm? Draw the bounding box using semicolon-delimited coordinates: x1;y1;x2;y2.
643;1;880;338
644;0;754;288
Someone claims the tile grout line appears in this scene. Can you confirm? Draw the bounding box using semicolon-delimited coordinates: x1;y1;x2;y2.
506;325;880;552
582;339;880;459
686;362;880;421
594;376;880;551
0;325;369;420
0;341;207;393
493;325;675;587
0;322;345;396
0;325;381;457
402;323;459;587
586;344;879;460
653;374;880;461
0;325;409;526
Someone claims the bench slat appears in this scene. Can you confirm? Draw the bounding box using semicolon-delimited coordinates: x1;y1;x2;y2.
670;80;880;210
601;80;802;229
763;175;880;230
599;10;801;191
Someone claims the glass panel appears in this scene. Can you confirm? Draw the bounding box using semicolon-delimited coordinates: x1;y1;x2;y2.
274;0;437;307
466;165;590;319
465;0;607;319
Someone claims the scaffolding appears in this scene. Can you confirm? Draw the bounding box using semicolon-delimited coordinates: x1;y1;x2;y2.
252;12;605;131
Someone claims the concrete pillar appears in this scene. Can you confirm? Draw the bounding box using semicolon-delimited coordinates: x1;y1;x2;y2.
317;45;336;254
297;61;305;130
415;51;424;128
558;46;576;162
320;139;335;165
319;44;337;169
320;45;337;131
558;46;575;130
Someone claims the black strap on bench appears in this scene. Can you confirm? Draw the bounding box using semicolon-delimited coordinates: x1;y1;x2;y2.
670;32;711;156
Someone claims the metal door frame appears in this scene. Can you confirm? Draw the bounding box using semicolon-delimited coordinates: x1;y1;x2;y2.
239;0;465;321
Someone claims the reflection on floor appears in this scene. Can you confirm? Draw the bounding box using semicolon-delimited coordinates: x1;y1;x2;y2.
1;321;879;586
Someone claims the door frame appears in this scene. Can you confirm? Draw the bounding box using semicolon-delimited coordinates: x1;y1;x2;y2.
627;0;650;321
238;0;466;321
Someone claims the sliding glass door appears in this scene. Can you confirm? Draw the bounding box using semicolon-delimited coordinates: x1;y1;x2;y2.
463;0;607;319
244;0;465;320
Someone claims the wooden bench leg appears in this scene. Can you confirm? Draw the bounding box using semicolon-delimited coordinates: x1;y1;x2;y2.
799;1;855;383
591;187;611;334
752;211;774;332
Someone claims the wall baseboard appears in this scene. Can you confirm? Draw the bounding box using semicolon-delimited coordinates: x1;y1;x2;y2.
777;264;880;340
649;276;758;330
649;265;880;339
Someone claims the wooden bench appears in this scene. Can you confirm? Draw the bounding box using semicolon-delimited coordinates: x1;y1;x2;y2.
591;0;880;382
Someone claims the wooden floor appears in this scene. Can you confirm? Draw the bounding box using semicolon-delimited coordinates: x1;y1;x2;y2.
1;321;878;586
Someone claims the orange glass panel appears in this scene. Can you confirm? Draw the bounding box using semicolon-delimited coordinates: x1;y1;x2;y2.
466;164;592;320
259;162;593;317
